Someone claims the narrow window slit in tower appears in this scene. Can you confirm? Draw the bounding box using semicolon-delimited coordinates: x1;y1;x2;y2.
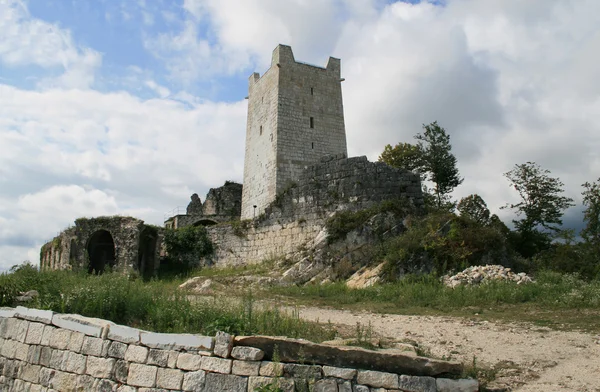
260;126;263;135
310;117;314;128
312;142;314;149
310;87;314;95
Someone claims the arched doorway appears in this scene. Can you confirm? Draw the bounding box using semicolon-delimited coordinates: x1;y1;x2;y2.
138;227;158;278
87;230;116;274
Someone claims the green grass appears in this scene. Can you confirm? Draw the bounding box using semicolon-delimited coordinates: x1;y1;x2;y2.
268;271;600;332
0;265;335;342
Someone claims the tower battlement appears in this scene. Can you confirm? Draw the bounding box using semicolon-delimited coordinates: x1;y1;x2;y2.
241;45;348;219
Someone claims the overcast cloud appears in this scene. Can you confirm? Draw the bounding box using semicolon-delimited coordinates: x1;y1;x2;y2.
0;0;599;270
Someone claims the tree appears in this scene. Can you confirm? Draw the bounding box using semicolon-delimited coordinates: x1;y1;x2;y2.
457;194;491;226
415;122;464;209
378;142;425;180
502;162;574;257
581;178;600;249
163;226;213;266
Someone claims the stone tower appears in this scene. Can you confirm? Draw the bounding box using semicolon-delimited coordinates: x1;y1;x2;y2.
241;45;348;219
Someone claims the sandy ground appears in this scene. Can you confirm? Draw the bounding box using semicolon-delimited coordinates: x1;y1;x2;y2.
294;306;600;391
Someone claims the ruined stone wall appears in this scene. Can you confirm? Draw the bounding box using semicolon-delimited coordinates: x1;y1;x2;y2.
241;45;348;220
0;307;478;392
40;217;161;277
209;155;422;266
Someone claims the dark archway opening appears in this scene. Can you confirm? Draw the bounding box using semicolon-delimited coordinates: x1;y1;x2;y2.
193;219;218;227
138;227;158;279
87;230;116;274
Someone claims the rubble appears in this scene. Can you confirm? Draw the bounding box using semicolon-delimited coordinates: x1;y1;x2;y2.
442;265;533;288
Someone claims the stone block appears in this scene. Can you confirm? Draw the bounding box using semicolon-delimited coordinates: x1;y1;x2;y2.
283;363;323;379
125;344;149;363
0;307;16;318
259;361;283;377
26;344;42;364
0;318;7;339
231;346;264;361
140;331;214;352
200;356;232;374
39;367;56;387
19;363;41;383
67;331;85;353
182;370;206;391
117;386;138;392
7;318;29;342
167;350;179;368
39;346;53;367
64;352;87;374
81;336;105;356
15;306;54;324
76;374;96;391
3;358;21;378
398;375;437;392
95;379;118;392
128;363;158;388
50;370;77;391
314;378;339;392
51;313;112;338
147;348;169;366
49;328;71;350
176;353;203;371
247;376;294;392
339;381;352;392
323;365;357;380
214;331;234;358
107;324;141;344
0;339;16;358
357;370;399;389
86;356;115;378
156;367;184;390
203;372;247;392
436;378;479;392
40;325;56;346
114;359;130;383
24;322;45;345
107;340;127;359
14;341;29;361
49;349;67;370
232;360;260;376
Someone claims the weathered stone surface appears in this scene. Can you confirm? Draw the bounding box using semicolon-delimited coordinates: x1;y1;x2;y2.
39;367;56;387
95;379;118;392
86;356;115;378
67;331;85;352
156;367;184;390
15;307;54;324
357;370;399;389
231;346;264;361
49;328;71;350
235;335;462;376
259;361;284;377
176;353;203;371
117;385;138;392
0;307;16;319
20;363;41;383
247;376;295;392
182;370;206;391
232;360;260;376
51;313;111;338
128;363;158;388
125;344;149;363
7;318;29;342
201;356;232;374
148;348;169;367
203;372;247;392
14;341;29;361
398;375;437;392
38;346;53;367
40;325;56;346
76;374;96;391
49;349;67;370
81;336;108;356
26;344;42;364
108;341;128;359
338;380;352;392
108;324;141;344
140;331;214;351
115;359;130;383
436;378;479;392
214;331;234;358
64;352;87;374
323;365;357;380
314;378;340;392
283;363;323;379
0;338;17;358
50;370;77;391
167;350;179;368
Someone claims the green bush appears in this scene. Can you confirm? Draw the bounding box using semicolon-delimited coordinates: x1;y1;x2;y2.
163;226;213;267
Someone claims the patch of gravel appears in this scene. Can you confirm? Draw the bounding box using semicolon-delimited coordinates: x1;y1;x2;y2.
443;265;534;288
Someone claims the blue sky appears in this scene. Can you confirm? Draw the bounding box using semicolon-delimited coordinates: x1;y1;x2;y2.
1;0;599;270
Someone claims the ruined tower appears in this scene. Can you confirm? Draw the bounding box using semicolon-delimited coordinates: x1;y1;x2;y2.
241;45;348;219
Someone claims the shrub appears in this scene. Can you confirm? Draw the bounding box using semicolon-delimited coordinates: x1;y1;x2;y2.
163;226;213;267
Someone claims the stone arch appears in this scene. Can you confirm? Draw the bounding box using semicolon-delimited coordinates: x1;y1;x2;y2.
138;227;158;278
87;230;116;274
193;219;218;227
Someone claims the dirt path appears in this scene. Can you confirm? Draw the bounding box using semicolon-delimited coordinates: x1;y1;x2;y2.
294;306;600;391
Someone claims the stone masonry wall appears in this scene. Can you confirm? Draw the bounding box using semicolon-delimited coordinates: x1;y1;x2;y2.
0;307;478;392
209;155;423;266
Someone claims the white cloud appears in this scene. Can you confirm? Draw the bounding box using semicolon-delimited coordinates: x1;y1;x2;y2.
0;0;102;88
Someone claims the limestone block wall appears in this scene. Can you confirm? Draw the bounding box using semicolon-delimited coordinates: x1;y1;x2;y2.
0;307;478;392
209;155;423;266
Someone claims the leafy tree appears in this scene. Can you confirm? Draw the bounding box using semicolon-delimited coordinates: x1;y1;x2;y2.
378;142;425;180
457;194;491;226
415;122;463;209
163;226;213;267
581;178;600;249
502;162;574;257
